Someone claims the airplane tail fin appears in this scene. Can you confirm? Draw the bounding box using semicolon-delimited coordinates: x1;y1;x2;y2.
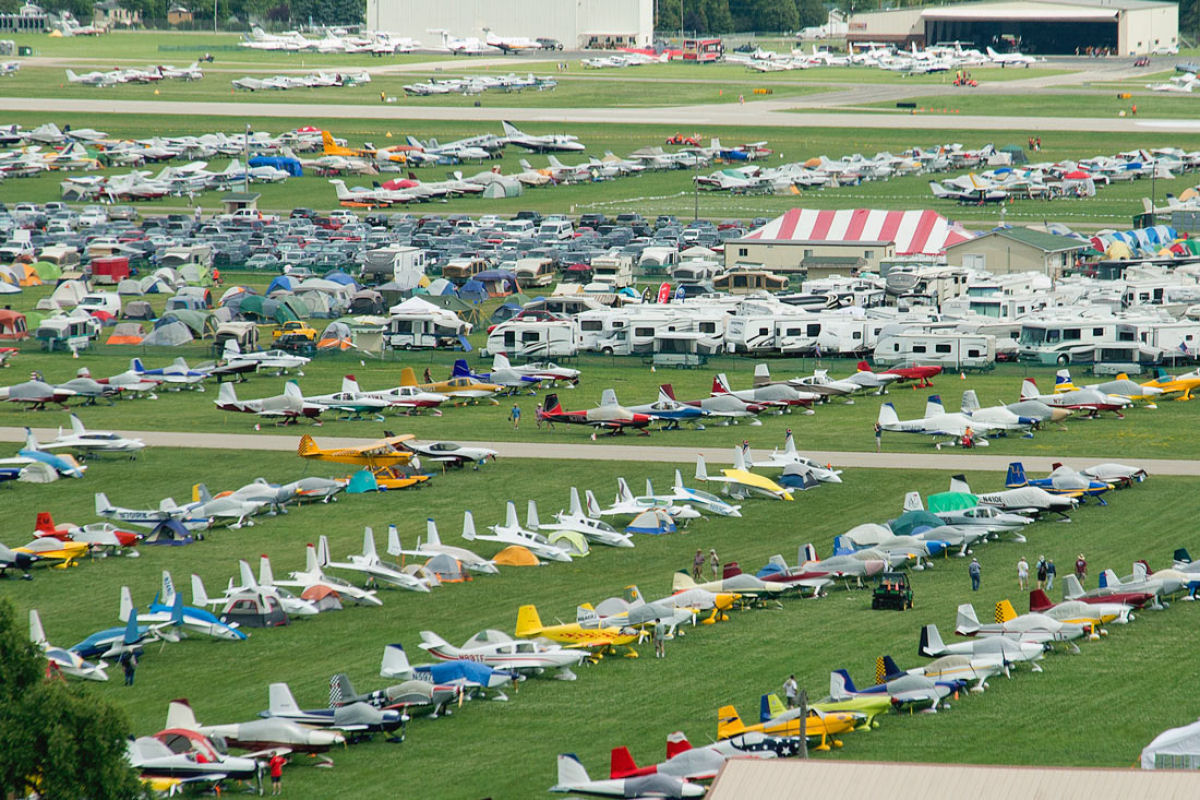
451;359;471;378
503;501;519;531
995;599;1017;623
257;555;273;587
783;431;797;454
526;500;540;530
661;383;678;401
387;524;403;556
29;609;46;646
955;603;981;635
283;381;304;403
880;655;903;682
716;705;747;739
856;360;872;373
672;469;686;493
829;669;853;699
1099;568;1120;589
832;535;854;556
122;612;140;647
695;455;709;482
341;375;361;394
542;393;563;414
515;604;543;637
161;570;177;607
949;474;972;494
361;527;378;560
665;730;692;759
1174;547;1193;565
1020;379;1039;401
424;518;442;547
584;489;602;518
753;363;771;387
190;574;211;608
712;373;731;395
576;604;599;627
304;543;319;573
24;427;38;452
268;683;302;716
732;446;748;472
599;388;619;407
672;571;697;592
556;753;591;787
399;367;418;387
69;414;86;437
119;586;134;623
217;382;238;407
166;699;200;731
925;394;945;418
919;623;945;657
800;542;818;564
34;512;55;535
903;491;924;512
492;352;512;371
568;487;584;518
961;389;980;413
95;492;113;516
317;535;332;567
462;510;478;541
380;643;411;678
1063;574;1085;599
616;477;634;504
1054;369;1073;390
877;402;899;427
1005;462;1027;488
609;747;638;779
1029;589;1054;613
329;673;356;706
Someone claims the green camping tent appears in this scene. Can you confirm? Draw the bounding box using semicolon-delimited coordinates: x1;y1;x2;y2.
31;260;61;281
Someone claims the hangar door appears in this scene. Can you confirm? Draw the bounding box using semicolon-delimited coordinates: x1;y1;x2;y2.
923;7;1117;54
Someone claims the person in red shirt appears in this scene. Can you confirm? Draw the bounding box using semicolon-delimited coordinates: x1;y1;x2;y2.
268;753;287;795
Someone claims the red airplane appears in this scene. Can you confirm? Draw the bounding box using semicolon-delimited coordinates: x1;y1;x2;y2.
859;360;943;388
1028;589;1143;618
536;393;652;435
34;512;141;549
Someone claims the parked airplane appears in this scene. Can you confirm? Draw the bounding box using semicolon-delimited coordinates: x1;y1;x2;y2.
876;398;997;448
214;381;324;424
29;609;109;681
530;492;635;548
419;629;588;680
986;45;1036;67
917;623;1045;670
1020;378;1131;418
33;414;145;457
166;698;345;753
829;668;951;712
695;451;793;501
1005;462;1112;501
501;121;585;153
536;392;652;434
391;520;499;574
550;753;705;797
484;29;541;54
95;492;212;531
318;531;433;592
514;604;638;652
262;682;405;737
747;432;843;483
274;543;383;606
948;474;1078;519
610;730;801;781
463;506;576;562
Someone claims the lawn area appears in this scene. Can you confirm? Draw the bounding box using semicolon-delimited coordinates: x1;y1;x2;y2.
4;65;822;107
865;92;1199;118
0;112;1185;226
0;450;1195;799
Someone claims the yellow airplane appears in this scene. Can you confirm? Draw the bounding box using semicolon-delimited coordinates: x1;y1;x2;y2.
695;451;793;502
717;702;863;751
516;604;638;655
1141;366;1200;401
1055;369;1163;402
298;433;415;468
399;367;503;403
15;538;88;568
763;692;886;731
321;129;376;158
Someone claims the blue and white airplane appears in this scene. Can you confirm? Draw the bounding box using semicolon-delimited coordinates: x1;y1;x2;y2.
125;572;248;641
69;604;177;660
451;358;542;391
130;357;209;388
261;682;406;735
380;643;518;690
30;609;109;681
1005;462;1113;502
0;429;87;478
604;387;711;430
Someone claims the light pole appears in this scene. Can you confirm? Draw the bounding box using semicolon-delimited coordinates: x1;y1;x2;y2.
244;123;251;194
693;153;699;222
213;0;217;33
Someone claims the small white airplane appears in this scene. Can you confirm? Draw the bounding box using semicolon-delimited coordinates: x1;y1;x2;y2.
317;530;433;593
390;520;499;574
551;753;705;797
433;29;485;55
190;559;320;619
95;491;212;531
986;46;1036;67
501;121;585;153
876;398;999;449
463;506;575;562
35;414;146;457
484;29;540;54
694;450;794;501
528;493;634;549
748;432;843;483
657;470;743;517
274;542;383;606
29;609;109;681
420;629;587;680
585;478;700;520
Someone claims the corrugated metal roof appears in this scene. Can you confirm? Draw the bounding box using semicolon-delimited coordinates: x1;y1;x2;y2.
708;760;1200;800
740;209;975;256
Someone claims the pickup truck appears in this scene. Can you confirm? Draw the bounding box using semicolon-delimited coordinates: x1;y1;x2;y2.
272;320;317;341
219;208;280;224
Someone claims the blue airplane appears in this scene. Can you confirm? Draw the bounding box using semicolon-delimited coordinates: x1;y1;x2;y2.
1005;462;1112;504
12;429;86;478
381;643;518;690
829;668;957;711
602;387;711;430
129;571;247;642
69;604;177;660
451;358;542;390
130;357;209;386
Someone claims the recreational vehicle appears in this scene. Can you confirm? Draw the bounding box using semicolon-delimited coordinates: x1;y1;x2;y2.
35;314;101;352
714;269;788;294
873;331;996;370
589;254;635;289
638;247;679;277
650;331;722;369
815;318;889;356
513;257;556;288
1017;319;1139;365
442;257;489;286
361;245;425;286
38;245;80;270
160;245;214;271
385;302;471;350
485;320;578;359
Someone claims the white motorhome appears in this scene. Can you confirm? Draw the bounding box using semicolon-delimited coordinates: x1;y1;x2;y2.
874;331;996;370
815;317;889;356
160;245;214;271
76;292;122;317
485;320;578;358
513;257;556;288
1017;319;1139;365
589;254;634;289
385;298;471;350
361;245;426;286
593;311;693;356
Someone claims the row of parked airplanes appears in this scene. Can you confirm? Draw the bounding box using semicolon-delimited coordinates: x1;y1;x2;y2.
231;70;372;92
63;63;207;87
726;42;1036;74
238;27;551;56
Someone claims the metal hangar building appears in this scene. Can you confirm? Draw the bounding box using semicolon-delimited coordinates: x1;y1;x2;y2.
365;0;654;50
848;0;1178;56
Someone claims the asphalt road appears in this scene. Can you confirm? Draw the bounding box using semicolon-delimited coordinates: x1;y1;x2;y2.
2;426;1194;475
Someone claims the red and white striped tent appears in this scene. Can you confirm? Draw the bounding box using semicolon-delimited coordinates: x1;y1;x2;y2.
741;209;975;256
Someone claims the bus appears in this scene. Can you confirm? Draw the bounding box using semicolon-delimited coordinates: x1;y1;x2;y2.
683;38;723;63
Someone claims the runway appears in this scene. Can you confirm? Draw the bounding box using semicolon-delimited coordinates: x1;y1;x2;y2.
1;427;1192;476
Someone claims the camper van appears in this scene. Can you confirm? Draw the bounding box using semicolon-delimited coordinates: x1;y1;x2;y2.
873;331;996;370
385;305;471;350
361;245;426;286
442;257;490;286
485;320;578;358
1017;319;1139;365
589;254;634;289
35;315;101;352
38;245;81;271
160;245;214;271
637;247;679;277
513;258;556;288
714;269;789;295
537;220;574;240
651;331;722;368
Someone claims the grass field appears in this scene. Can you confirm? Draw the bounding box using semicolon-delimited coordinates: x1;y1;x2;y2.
0;448;1195;799
866;92;1197;119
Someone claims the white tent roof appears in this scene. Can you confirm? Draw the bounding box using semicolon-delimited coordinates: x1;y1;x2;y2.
1142;719;1200;770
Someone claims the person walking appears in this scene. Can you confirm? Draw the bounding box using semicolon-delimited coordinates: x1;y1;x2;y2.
709;548;720;580
1075;553;1087;585
120;651;137;687
969;558;982;591
784;674;799;708
1036;555;1048;590
692;549;704;580
1046;558;1057;591
1017;556;1030;590
874;421;882;452
268;753;287;795
653;621;667;658
509;403;521;430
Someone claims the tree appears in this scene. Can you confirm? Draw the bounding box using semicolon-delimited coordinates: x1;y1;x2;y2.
795;0;827;29
0;599;144;800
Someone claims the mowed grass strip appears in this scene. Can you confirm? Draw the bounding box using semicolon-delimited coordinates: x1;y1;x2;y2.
0;451;1195;799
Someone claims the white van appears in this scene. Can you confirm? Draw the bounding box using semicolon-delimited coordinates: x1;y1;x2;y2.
538;220;574;240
